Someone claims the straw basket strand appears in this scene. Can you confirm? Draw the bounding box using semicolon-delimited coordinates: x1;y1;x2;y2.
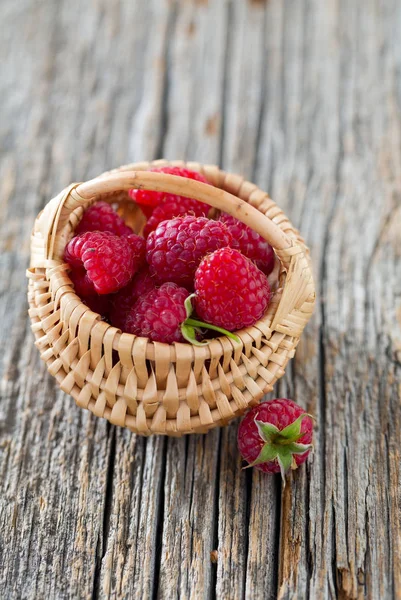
27;160;315;436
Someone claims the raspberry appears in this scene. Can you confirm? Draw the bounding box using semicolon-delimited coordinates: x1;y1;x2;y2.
124;282;189;343
219;213;275;275
69;267;96;297
69;268;111;317
110;267;158;330
125;233;146;270
146;216;232;287
143;197;209;238
76;201;133;236
64;231;138;294
83;294;111;317
129;166;209;217
194;247;271;331
237;399;313;478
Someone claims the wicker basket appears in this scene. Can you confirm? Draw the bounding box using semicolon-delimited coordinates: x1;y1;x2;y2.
27;160;315;436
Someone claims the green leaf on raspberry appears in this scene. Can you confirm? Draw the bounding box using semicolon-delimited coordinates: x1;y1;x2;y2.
181;294;241;345
254;420;280;442
242;444;278;469
276;447;294;481
284;442;312;455
185;318;241;342
250;414;313;483
259;444;280;464
275;414;311;442
181;323;209;346
184;294;197;319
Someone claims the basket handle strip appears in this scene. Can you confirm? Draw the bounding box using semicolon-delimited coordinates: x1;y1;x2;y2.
41;171;294;262
78;172;293;250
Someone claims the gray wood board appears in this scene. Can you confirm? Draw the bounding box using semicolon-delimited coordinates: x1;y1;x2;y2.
1;0;400;598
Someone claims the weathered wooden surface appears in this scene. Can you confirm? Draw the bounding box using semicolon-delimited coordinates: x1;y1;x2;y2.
1;0;401;598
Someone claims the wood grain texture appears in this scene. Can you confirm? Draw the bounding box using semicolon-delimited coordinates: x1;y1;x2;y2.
1;0;400;599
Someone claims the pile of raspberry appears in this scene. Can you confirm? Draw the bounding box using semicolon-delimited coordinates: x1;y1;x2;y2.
64;166;276;344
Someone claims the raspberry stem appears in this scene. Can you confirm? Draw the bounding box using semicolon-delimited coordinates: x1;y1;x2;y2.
181;294;241;346
185;318;240;342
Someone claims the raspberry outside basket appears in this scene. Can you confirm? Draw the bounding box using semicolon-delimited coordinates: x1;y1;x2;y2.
27;161;315;436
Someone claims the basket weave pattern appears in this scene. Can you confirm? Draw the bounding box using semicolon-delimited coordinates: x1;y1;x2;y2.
27;161;315;436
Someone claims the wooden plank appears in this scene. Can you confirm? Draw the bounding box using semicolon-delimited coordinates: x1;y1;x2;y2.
255;0;401;598
0;1;111;598
253;0;339;596
1;0;401;598
97;431;165;599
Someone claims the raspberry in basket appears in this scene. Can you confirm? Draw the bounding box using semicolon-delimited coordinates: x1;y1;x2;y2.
69;268;111;317
129;166;209;218
237;399;313;479
143;196;209;238
125;233;146;270
219;213;275;275
64;231;139;294
124;282;189;343
110;267;158;330
146;215;232;287
194;247;271;331
123;282;240;345
76;201;133;236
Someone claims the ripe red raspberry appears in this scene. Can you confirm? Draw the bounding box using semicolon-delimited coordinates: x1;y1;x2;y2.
64;231;138;294
69;267;96;297
237;399;313;479
194;247;271;331
125;233;146;270
129;166;209;218
76;201;133;236
69;268;111;317
110;267;158;330
124;282;189;343
146;216;232;287
82;294;111;317
219;213;275;275
143;197;209;238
